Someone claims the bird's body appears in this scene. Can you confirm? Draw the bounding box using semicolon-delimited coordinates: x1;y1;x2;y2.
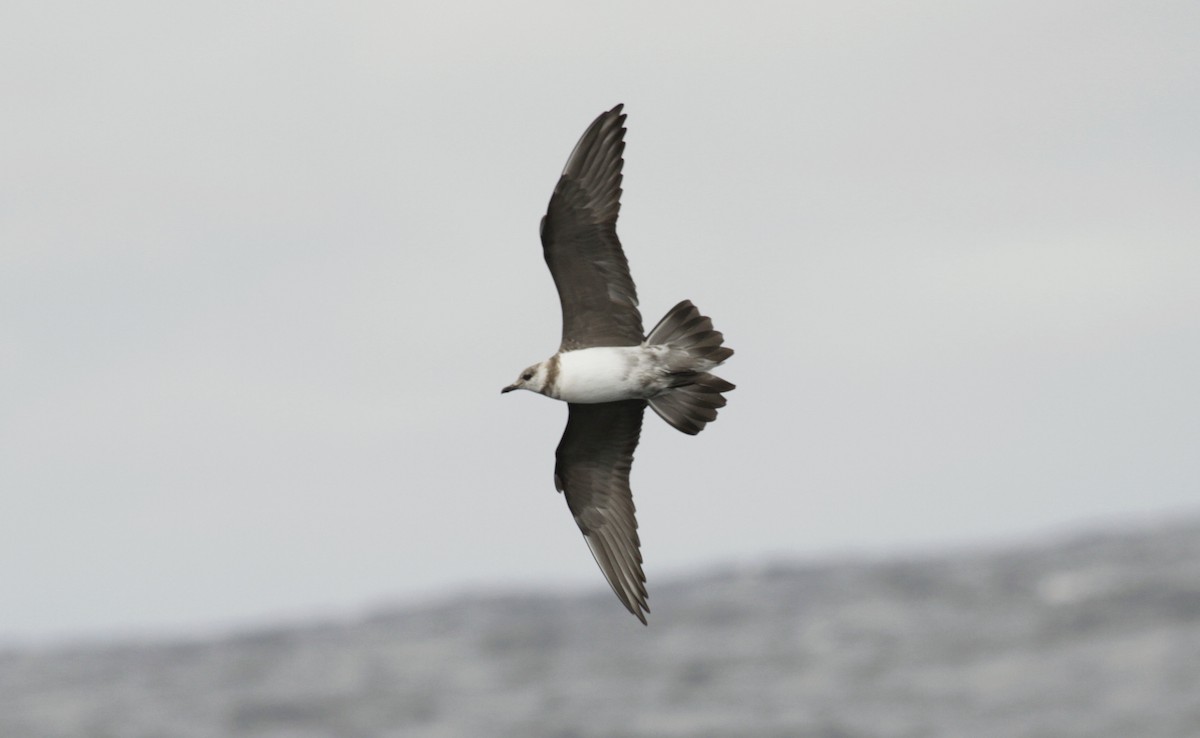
502;104;734;624
550;347;655;403
517;345;723;404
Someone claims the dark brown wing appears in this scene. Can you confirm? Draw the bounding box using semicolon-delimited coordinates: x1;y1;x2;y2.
540;104;643;351
554;400;649;624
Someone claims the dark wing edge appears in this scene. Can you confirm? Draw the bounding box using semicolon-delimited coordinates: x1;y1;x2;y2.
554;400;650;624
541;104;643;351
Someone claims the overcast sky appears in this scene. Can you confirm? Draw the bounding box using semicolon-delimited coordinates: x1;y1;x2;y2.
2;1;1198;643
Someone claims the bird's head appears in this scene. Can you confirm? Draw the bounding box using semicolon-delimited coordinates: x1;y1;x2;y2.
501;361;550;395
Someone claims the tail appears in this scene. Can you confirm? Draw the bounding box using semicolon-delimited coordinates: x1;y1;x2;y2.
645;300;735;435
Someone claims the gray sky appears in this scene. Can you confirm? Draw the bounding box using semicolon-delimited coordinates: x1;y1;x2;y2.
2;1;1198;643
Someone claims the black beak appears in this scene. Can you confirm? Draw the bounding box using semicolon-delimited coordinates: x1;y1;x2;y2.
501;384;517;394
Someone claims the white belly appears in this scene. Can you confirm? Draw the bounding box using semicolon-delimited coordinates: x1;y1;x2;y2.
552;347;656;403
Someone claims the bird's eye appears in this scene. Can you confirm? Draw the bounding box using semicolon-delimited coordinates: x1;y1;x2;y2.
522;372;533;381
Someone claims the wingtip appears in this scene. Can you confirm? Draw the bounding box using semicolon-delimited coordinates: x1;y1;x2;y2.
625;593;651;625
558;105;628;181
582;530;650;625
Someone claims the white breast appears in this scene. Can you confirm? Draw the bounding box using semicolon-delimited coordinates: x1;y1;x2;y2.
552;347;655;403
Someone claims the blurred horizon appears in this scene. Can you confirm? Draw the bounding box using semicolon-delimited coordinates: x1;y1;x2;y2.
4;507;1196;649
4;513;1198;737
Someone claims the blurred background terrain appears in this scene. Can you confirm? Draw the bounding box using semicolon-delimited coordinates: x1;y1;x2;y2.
4;517;1198;737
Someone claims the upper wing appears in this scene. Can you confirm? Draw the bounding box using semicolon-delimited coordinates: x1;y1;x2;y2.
540;104;644;351
554;400;649;624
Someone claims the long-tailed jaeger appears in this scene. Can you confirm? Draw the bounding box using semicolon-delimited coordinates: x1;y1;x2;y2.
502;104;735;624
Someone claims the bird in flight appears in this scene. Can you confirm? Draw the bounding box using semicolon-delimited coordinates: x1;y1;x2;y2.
502;104;735;624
